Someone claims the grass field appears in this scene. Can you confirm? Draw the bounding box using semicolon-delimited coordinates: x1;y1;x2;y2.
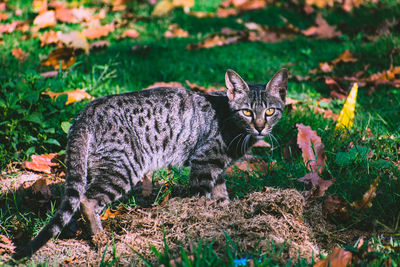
1;0;400;265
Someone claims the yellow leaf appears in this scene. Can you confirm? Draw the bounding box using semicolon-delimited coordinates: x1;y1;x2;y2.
152;0;174;16
335;83;358;130
43;89;93;105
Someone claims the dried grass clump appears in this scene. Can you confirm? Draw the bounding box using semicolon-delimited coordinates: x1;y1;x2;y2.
29;188;319;265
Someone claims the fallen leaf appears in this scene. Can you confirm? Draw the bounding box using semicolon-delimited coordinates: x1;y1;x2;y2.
145;82;184;90
90;40;110;49
296;124;326;173
237;0;266;11
318;50;357;73
350;176;380;210
187;11;215;18
314;247;352;267
216;7;238;18
306;0;334;8
40;70;59;78
57;31;90;53
0;234;15;254
41;47;76;69
285;97;300;106
164;23;189;38
142;172;153;197
11;48;29;62
325;78;347;99
0;13;8;21
302;13;341;39
22;153;59;174
32;0;48;13
152;0;173;16
186;28;248;49
335;83;358;130
33;10;56;29
100;206;127;220
185;80;225;93
40;30;59;46
31;178;52;199
71;7;95;22
55;6;79;23
43;89;93;105
121;29;140;38
225;158;272;176
297;172;334;198
322;195;348;217
82;24;114;39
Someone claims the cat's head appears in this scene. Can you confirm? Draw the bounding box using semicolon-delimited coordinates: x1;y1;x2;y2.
225;68;288;139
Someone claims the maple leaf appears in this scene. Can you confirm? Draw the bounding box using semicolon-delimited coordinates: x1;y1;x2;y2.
22;153;59;174
33;10;56;29
121;29;140;39
11;48;29;62
314;247;352;267
145;82;184;90
296;124;326;173
302;13;341;39
297;172;334;198
57;31;90;54
41;47;76;69
82;24;114;39
335;83;358;130
164;23;189;38
43;89;93;105
31;178;52;199
142;171;153;197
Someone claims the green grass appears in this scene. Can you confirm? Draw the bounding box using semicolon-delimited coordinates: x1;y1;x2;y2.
1;0;400;265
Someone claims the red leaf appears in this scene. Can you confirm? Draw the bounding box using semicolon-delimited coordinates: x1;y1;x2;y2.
296;124;326;173
297;172;334;198
23;153;59;174
302;13;341;39
314;247;352;267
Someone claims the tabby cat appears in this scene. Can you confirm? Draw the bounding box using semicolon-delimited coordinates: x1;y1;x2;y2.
13;68;288;260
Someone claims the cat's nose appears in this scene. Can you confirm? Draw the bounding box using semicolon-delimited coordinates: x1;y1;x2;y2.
255;126;264;134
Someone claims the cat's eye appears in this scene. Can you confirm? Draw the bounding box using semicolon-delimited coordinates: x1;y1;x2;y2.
265;108;275;116
242;109;253;117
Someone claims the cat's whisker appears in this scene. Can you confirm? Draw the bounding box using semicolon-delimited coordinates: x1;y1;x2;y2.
227;133;244;152
242;134;251;155
269;133;279;148
236;133;247;155
267;134;275;153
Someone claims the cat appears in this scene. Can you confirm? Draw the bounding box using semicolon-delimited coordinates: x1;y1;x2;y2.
13;68;287;260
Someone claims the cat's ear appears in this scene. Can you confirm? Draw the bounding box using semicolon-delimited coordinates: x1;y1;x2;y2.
225;69;250;101
265;68;288;102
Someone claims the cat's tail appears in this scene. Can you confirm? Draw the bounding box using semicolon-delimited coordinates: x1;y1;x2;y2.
12;123;90;261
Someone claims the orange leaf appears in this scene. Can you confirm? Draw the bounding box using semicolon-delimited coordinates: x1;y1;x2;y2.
43;89;93;105
216;8;238;18
57;31;89;54
41;47;76;69
186;28;247;49
164;23;189;38
122;29;140;39
314;247;352;267
302;13;341;39
33;10;56;29
23;153;59;174
297;172;334;198
296;124;326;173
39;30;59;47
0;13;8;21
142;172;153;197
31;178;52;198
82;24;114;39
32;0;48;13
11;48;29;62
55;6;79;23
350;176;380;210
145;82;184;90
100;207;124;220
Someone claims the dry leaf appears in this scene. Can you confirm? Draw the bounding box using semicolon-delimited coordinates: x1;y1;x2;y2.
187;11;215;18
152;0;173;16
322;195;348;217
302;13;341;39
186;28;247;50
0;235;15;254
32;0;48;13
100;206;127;220
0;13;8;21
33;10;56;29
164;23;189;38
314;247;352;267
11;48;29;62
40;70;59;78
41;47;76;69
43;89;93;105
122;29;140;38
225;158;272;176
237;0;266;11
142;172;153;197
90;40;110;49
297;172;334;198
216;8;238;18
350;176;380;210
296;124;326;173
57;31;90;53
71;7;94;22
31;178;52;199
318;50;357;73
55;6;79;23
40;30;59;46
325;78;347;100
22;153;59;174
82;24;114;39
335;83;358;130
185;80;225;94
145;82;184;90
306;0;334;8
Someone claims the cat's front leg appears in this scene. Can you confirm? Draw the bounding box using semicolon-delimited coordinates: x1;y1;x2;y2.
189;157;229;205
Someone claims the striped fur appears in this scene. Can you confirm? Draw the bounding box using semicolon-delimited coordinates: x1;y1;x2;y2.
13;69;287;260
